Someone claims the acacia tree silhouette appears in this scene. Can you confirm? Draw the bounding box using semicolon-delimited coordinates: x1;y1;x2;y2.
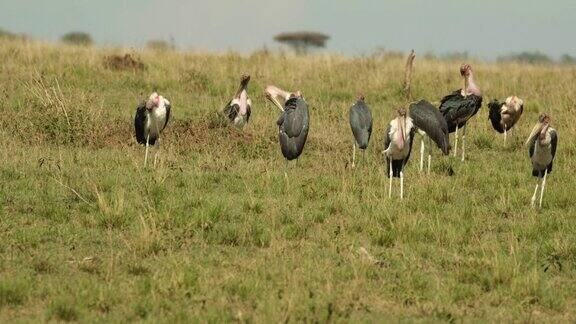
274;32;330;54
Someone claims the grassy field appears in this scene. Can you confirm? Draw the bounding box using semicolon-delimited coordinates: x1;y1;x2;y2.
1;39;576;322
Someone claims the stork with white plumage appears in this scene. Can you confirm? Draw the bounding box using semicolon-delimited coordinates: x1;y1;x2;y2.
383;108;416;199
134;92;171;167
223;74;252;129
526;114;557;208
488;96;524;145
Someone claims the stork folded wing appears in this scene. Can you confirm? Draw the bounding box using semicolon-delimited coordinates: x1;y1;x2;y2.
409;100;450;155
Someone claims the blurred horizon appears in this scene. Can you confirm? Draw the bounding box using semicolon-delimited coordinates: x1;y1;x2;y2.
1;0;574;60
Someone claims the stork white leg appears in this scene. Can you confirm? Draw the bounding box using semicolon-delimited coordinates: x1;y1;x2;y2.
427;137;432;175
539;169;548;208
419;139;424;172
362;149;366;163
504;126;507;146
144;134;150;167
153;137;160;167
453;125;459;157
531;178;541;207
284;160;288;179
388;160;393;199
461;125;467;162
352;143;356;169
400;170;404;200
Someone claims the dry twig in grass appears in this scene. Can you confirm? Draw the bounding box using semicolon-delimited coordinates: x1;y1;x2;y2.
50;176;94;207
403;50;416;100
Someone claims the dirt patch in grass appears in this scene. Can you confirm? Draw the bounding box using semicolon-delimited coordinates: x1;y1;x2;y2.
79;117;258;150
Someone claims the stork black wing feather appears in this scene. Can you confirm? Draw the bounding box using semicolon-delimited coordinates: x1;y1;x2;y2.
403;126;418;166
548;129;558;174
383;124;392;176
284;99;304;138
488;99;504;133
134;102;147;144
164;103;171;130
278;98;310;160
245;104;251;123
409;99;450;155
349;100;373;149
550;129;558;159
223;101;240;121
439;90;482;132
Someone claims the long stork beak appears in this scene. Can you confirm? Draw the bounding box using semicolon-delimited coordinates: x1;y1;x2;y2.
397;116;407;150
265;90;284;112
525;122;543;146
234;75;250;98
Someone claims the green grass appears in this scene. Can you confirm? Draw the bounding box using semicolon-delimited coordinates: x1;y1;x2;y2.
1;38;576;322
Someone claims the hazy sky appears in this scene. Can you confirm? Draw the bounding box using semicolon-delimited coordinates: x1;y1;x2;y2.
1;0;574;59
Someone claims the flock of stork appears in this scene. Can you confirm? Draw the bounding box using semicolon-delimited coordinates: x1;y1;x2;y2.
134;59;558;209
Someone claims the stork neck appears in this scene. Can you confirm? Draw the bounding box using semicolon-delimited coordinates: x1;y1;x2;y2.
465;73;481;96
235;82;248;99
239;90;248;115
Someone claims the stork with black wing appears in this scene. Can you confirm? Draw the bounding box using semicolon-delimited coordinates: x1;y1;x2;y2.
265;85;310;177
526;114;557;208
488;96;524;145
348;94;373;168
223;74;252;129
134;92;171;167
439;64;482;162
409;99;450;174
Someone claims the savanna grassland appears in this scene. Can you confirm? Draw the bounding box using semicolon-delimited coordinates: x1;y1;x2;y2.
1;38;576;322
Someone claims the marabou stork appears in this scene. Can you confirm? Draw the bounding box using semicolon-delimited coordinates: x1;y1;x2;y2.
134;92;171;167
383;108;416;199
439;64;482;161
526;114;557;208
349;94;373;168
223;74;252;128
409;100;450;174
488;96;524;144
264;85;310;175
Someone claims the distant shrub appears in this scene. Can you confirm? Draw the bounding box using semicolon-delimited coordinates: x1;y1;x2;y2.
146;39;171;51
103;54;145;71
370;47;405;59
0;28;27;41
560;54;576;65
61;32;93;46
498;51;552;64
442;51;469;60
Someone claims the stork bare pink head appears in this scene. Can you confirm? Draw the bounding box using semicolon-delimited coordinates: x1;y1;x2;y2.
526;113;551;145
539;113;550;124
357;93;365;102
146;92;160;110
460;64;472;77
240;74;250;85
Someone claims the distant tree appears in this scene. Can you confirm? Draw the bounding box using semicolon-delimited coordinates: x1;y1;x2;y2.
274;31;330;54
0;28;27;40
498;51;552;64
146;39;171;51
442;51;469;60
560;54;576;65
61;32;93;46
